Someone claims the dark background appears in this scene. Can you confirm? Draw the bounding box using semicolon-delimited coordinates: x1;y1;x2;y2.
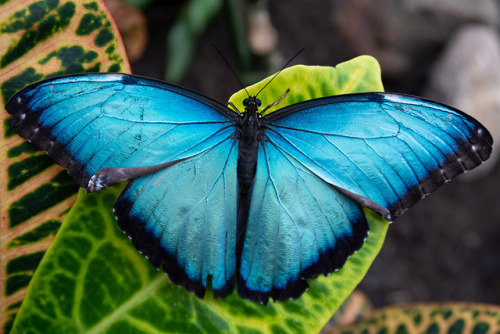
131;0;500;308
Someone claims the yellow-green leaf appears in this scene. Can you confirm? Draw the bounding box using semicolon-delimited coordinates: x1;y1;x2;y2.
0;0;130;332
228;56;384;116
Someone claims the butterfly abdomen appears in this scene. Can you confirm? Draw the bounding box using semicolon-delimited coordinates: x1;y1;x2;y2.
237;124;259;192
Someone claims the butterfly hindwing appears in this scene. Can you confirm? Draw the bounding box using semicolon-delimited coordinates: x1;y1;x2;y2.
114;138;239;298
237;142;368;303
7;73;238;189
264;93;492;220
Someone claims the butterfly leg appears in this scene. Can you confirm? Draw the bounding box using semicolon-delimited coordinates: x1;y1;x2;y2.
260;88;290;114
227;102;243;114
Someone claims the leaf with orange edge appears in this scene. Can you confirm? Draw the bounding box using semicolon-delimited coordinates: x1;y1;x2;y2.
0;0;130;332
328;302;500;334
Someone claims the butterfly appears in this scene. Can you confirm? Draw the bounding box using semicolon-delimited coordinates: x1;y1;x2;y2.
6;71;492;304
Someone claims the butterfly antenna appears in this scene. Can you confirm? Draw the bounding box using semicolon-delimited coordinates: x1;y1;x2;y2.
211;43;250;97
255;48;305;98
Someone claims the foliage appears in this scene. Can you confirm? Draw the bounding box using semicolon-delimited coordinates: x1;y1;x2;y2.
0;0;129;332
164;0;250;83
328;302;500;334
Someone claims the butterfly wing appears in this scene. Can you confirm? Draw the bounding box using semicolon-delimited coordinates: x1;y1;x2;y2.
114;137;238;298
238;92;492;303
6;73;239;190
263;93;492;220
7;73;240;298
238;142;369;303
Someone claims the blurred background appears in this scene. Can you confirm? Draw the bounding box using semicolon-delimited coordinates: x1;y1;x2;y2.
107;0;500;308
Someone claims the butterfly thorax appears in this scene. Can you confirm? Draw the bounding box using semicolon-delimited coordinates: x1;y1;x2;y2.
237;96;262;194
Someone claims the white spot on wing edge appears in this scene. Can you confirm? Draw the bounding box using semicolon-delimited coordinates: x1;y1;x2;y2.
88;174;104;192
55;73;125;84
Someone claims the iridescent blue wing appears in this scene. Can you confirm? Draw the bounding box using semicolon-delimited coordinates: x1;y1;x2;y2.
6;73;239;190
264;93;492;220
237;93;492;303
6;73;241;298
238;142;368;303
114;137;238;298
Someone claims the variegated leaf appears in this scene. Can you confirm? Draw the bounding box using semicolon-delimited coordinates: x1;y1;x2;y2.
0;0;130;332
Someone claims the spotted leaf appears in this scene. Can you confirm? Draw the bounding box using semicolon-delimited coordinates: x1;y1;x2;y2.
0;0;129;332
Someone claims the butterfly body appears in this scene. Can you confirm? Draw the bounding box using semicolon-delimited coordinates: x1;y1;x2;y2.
235;96;266;254
6;72;492;304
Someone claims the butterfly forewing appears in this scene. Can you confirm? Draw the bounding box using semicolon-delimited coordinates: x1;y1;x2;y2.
263;93;492;220
7;73;238;189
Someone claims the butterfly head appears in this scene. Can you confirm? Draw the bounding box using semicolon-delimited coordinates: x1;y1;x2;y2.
238;95;265;144
243;96;262;112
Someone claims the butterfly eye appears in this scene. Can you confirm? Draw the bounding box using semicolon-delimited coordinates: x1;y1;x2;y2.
243;98;249;106
256;99;261;107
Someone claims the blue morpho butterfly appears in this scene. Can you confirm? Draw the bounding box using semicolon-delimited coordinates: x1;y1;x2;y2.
6;67;492;304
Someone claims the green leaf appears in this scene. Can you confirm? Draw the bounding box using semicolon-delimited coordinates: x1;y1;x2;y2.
12;190;388;333
0;0;130;331
12;57;388;333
